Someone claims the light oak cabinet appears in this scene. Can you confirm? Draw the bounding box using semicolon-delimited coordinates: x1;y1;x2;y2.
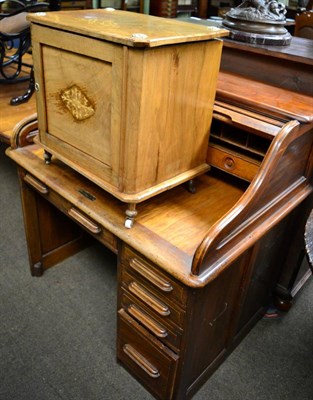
28;9;228;226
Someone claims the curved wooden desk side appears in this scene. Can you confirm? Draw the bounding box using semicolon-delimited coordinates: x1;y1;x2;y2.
305;209;313;270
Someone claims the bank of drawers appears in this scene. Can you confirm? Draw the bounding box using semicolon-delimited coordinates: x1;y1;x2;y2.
117;245;188;399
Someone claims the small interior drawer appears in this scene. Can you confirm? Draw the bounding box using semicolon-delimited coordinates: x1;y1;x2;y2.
117;309;178;400
122;245;187;308
207;145;260;182
120;288;183;352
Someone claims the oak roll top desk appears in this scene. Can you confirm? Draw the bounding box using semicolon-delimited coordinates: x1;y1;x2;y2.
6;12;313;400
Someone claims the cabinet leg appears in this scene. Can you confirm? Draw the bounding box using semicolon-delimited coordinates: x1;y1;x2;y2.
185;179;196;194
32;262;44;277
273;289;293;312
44;150;52;165
125;204;138;229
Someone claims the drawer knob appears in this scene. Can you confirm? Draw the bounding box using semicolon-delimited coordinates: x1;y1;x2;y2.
224;157;235;170
123;344;160;379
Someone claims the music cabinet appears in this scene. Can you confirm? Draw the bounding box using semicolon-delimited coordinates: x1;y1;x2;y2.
28;9;228;227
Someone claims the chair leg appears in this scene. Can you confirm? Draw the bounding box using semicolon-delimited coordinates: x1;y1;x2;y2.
10;68;35;106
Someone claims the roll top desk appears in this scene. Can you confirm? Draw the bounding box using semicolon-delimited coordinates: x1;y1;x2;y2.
6;14;313;400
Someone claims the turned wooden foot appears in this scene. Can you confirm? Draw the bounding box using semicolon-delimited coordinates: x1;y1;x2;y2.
44;150;52;165
125;204;138;229
185;179;196;194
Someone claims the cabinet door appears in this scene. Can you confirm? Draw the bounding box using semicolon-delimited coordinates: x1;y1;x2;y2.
32;25;124;188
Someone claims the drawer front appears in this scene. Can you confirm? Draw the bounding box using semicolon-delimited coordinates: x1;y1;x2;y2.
120;289;183;352
122;246;187;308
117;309;178;400
207;145;260;182
23;173;117;253
122;271;186;329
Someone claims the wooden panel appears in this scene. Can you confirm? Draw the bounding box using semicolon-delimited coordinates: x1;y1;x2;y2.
32;25;124;189
42;45;113;166
123;40;222;193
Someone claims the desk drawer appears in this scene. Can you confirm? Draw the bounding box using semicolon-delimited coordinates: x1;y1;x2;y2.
117;309;178;400
23;173;117;253
120;288;183;352
122;246;187;308
207;145;260;182
121;271;186;329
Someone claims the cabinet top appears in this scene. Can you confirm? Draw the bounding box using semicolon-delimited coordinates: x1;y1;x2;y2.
27;9;229;48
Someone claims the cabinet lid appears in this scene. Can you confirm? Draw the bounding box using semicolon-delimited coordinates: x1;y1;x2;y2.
27;9;229;48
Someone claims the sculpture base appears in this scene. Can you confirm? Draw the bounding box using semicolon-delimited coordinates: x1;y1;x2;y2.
224;26;292;45
222;17;292;46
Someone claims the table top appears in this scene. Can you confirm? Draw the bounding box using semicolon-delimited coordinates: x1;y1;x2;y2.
28;9;229;48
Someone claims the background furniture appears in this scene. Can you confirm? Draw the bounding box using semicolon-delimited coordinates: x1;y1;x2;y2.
96;0;144;12
0;0;49;105
150;0;198;18
294;10;313;38
0;74;36;144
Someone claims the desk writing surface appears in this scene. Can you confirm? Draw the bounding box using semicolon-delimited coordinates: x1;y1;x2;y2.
7;144;245;285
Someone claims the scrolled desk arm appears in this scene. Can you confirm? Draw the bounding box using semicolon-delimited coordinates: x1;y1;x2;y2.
10;113;38;149
192;119;313;280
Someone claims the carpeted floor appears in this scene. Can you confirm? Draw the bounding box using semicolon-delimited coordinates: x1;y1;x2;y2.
1;143;313;400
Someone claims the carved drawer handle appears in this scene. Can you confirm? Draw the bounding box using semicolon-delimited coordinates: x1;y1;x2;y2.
68;207;101;235
24;174;48;194
128;281;170;317
129;258;173;292
128;304;168;338
123;344;160;379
